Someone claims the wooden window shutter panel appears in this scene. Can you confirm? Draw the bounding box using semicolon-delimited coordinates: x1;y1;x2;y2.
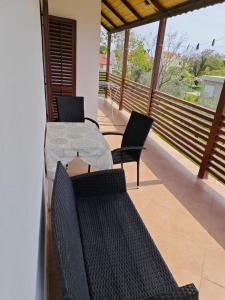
47;16;76;121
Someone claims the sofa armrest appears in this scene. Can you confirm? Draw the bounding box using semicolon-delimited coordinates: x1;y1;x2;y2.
146;284;198;300
71;169;126;198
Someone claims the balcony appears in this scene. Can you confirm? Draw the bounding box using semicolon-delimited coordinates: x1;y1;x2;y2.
97;94;225;299
3;0;225;299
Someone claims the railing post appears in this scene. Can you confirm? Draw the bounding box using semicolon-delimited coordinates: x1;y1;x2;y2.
148;18;167;115
106;32;112;98
198;81;225;179
119;29;130;110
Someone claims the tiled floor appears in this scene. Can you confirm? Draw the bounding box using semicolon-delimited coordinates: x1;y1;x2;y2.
96;98;225;299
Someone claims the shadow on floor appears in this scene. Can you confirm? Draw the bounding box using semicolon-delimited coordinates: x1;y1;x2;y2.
98;99;225;250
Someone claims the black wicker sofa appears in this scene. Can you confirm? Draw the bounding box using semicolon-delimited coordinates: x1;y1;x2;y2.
51;162;198;300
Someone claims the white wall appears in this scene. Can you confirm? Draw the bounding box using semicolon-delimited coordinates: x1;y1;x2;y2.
0;0;46;299
49;0;101;119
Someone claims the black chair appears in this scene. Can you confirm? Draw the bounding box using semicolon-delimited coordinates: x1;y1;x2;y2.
56;96;99;128
103;111;154;187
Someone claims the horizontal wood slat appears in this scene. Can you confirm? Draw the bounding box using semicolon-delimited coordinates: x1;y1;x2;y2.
208;120;225;183
152;98;212;128
153;122;204;160
154;90;215;115
150;89;216;169
153;126;202;165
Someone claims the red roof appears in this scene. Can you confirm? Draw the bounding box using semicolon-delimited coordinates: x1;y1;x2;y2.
99;54;111;65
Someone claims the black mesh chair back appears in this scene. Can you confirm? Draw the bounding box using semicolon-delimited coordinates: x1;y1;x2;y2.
51;162;90;300
56;96;85;122
121;111;154;161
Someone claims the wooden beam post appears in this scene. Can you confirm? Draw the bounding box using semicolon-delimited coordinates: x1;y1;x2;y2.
198;81;225;179
42;0;53;121
119;29;130;110
148;18;167;115
105;32;112;98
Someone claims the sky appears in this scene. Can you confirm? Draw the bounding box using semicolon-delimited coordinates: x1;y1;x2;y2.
132;2;225;54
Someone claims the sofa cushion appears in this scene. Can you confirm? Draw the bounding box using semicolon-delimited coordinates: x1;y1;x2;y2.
77;192;177;300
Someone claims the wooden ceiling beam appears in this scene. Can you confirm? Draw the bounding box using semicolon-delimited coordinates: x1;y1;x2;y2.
110;0;225;33
101;11;117;28
121;0;142;20
101;22;110;31
102;0;126;24
149;0;165;12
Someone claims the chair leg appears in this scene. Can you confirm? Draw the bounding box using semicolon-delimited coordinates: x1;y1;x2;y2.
137;161;140;188
88;165;91;173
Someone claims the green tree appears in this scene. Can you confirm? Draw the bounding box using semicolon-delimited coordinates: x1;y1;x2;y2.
187;50;225;78
127;33;152;83
113;32;152;83
157;32;194;98
100;27;108;54
113;31;125;74
100;45;107;54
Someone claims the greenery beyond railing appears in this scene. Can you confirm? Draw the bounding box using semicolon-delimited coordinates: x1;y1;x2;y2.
99;71;225;185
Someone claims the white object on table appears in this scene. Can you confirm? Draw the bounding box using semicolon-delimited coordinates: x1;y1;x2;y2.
99;81;120;119
45;122;113;179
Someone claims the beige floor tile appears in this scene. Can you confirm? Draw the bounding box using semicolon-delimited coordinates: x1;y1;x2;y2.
203;243;225;288
173;270;201;290
66;157;91;176
173;209;214;247
210;196;225;248
153;230;205;278
200;279;225;300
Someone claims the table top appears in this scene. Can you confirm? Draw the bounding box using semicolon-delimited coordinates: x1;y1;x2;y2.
46;122;109;151
45;122;113;179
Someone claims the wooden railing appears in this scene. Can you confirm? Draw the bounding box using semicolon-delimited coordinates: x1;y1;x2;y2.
99;71;225;185
207;116;225;183
151;90;215;166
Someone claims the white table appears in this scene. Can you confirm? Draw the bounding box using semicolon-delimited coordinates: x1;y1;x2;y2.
99;81;120;118
45;122;113;179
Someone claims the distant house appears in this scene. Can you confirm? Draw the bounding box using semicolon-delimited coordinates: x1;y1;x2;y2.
144;52;152;61
162;51;181;66
99;53;112;72
199;75;225;109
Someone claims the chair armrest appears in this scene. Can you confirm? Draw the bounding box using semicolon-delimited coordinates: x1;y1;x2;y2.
102;131;124;136
113;146;146;154
146;284;198;300
72;169;126;198
84;117;99;128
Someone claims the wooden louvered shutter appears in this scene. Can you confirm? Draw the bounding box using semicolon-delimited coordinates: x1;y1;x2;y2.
45;16;76;121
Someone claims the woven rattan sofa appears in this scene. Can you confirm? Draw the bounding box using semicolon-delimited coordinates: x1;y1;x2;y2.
52;162;199;300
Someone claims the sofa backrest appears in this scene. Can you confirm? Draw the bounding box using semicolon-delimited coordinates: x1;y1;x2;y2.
51;162;90;300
